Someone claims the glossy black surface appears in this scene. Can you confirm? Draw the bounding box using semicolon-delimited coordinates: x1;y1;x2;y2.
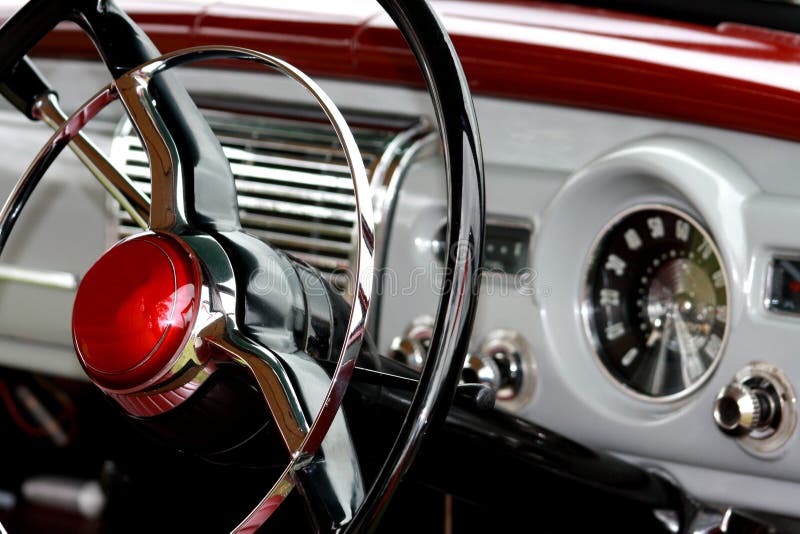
78;4;240;234
348;0;485;529
767;257;800;315
215;230;309;354
0;56;54;119
563;0;800;34
0;0;72;77
435;220;530;274
292;260;348;361
484;222;531;273
134;365;282;465
344;382;683;533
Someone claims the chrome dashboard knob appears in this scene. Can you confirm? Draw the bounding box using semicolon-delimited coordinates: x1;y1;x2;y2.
712;363;798;456
390;321;536;410
713;383;769;436
462;330;535;408
388;316;434;372
462;352;503;391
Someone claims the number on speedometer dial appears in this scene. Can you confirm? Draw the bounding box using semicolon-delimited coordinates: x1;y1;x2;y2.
584;206;728;400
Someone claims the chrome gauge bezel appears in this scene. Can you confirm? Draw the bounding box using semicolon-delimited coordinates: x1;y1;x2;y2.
581;203;731;404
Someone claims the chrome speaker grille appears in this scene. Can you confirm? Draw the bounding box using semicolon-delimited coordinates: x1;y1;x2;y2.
110;98;430;293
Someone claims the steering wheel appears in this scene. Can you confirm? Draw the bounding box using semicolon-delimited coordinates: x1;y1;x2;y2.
0;0;484;532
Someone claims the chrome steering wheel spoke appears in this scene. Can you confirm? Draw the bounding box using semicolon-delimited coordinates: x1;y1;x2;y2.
211;335;366;532
32;90;150;230
115;73;192;232
204;325;310;453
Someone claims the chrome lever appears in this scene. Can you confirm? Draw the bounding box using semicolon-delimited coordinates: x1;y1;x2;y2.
32;92;150;229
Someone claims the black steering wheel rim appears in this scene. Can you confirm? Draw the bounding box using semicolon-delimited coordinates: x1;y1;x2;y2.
0;0;485;531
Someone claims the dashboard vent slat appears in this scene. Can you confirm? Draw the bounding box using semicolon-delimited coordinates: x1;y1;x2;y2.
110;99;431;296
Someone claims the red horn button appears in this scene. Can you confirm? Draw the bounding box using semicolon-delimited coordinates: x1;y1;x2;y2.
72;233;201;391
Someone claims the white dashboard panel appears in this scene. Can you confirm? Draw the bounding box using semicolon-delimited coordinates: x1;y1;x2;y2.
2;59;800;516
0;110;115;366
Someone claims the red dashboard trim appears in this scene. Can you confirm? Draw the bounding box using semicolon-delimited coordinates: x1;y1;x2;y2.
8;1;800;142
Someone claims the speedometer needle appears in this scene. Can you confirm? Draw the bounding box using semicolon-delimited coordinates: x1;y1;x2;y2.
645;328;661;348
648;314;673;395
674;311;703;385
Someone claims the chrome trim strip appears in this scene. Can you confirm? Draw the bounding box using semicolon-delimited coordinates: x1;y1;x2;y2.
227;161;356;191
235;192;357;223
245;228;352;255
218;134;378;165
371;119;432;196
485;214;535;232
375;132;438;255
233;180;357;206
221;145;355;174
237;213;353;239
361;122;433;291
369;132;438;337
0;264;79;290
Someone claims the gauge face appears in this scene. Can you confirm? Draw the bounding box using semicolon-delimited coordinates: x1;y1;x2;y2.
766;257;800;314
584;206;728;400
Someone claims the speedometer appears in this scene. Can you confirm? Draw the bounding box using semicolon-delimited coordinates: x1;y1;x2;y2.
583;205;728;401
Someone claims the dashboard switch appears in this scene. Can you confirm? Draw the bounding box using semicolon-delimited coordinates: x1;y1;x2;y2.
464;330;536;410
389;321;536;410
462;352;503;392
713;383;771;436
712;363;797;456
388;316;434;372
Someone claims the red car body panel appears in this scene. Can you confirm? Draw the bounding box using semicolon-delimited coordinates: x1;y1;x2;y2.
6;0;800;141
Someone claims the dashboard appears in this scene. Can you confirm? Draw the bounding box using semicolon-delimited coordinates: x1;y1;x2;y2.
376;81;800;515
3;0;800;525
